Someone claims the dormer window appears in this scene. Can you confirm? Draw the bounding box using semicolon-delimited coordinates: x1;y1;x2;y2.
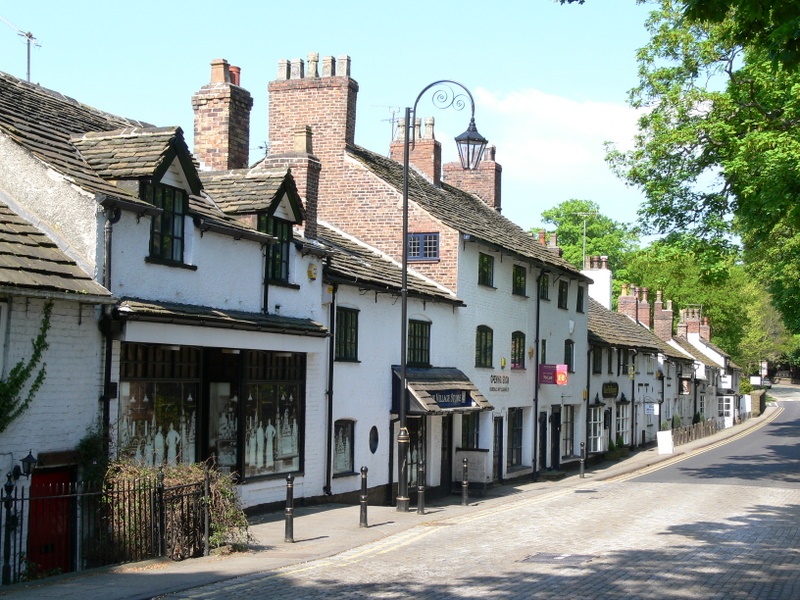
143;181;187;264
259;215;292;283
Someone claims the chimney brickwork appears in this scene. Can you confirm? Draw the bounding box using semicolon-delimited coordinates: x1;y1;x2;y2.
700;317;712;341
192;58;253;171
389;117;442;185
442;145;502;211
618;283;637;321
637;287;652;328
653;290;674;341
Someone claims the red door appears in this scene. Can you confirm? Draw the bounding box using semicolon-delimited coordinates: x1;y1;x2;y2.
27;470;72;575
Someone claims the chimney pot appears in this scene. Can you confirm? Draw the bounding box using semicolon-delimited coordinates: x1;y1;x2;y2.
424;117;435;140
228;65;241;86
538;230;547;246
277;59;290;80
290;58;304;79
307;52;319;77
210;58;229;83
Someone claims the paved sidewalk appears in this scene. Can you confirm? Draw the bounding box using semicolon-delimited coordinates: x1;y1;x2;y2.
0;405;779;600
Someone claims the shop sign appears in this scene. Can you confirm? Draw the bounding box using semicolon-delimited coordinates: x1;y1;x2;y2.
431;390;471;408
541;364;568;386
602;381;619;399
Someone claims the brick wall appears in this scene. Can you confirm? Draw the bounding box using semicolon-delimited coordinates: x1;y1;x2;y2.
653;291;674;341
442;145;502;211
192;59;253;171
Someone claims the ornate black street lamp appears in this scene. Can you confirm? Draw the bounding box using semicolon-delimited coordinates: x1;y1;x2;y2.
397;81;487;512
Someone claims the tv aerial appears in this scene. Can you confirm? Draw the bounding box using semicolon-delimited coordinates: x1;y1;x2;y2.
0;15;40;82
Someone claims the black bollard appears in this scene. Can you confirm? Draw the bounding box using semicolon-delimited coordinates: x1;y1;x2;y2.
580;442;585;478
359;466;369;528
416;460;425;515
284;474;295;543
461;457;469;506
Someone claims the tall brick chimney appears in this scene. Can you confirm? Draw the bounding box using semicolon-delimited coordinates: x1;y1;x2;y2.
700;317;712;341
442;145;502;211
618;284;637;322
653;290;674;341
192;58;253;171
389;116;442;185
637;287;652;328
268;53;357;166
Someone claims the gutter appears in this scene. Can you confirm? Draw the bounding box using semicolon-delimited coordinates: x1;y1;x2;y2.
323;283;337;496
532;269;547;481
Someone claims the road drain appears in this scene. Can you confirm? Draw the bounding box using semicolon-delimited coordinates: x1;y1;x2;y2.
520;553;593;565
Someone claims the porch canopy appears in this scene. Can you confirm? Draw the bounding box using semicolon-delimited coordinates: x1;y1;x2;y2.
392;366;494;416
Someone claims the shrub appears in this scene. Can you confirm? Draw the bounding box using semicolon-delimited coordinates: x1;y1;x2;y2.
672;414;682;429
607;438;616;452
616;434;625;448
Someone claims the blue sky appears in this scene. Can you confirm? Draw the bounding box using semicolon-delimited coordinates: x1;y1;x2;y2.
0;0;653;232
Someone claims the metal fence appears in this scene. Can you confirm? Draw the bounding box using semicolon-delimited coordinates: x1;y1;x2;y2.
671;419;719;447
1;468;209;585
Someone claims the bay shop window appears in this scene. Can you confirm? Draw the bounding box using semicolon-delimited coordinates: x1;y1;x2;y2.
117;343;306;480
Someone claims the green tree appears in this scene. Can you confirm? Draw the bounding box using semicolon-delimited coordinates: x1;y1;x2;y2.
606;0;800;332
0;300;52;434
538;199;640;273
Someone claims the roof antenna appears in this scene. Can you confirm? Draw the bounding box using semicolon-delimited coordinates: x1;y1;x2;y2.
0;16;40;82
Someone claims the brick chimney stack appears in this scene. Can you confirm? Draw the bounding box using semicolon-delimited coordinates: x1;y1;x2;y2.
442;145;502;211
700;317;712;341
192;58;253;171
653;290;674;341
268;53;357;165
685;306;702;336
637;287;652;328
618;283;637;322
389;116;442;185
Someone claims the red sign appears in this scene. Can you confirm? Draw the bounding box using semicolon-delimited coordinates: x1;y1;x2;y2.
540;364;569;385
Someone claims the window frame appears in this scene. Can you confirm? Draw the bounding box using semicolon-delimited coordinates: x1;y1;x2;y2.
259;214;292;284
507;408;523;467
144;181;187;264
475;325;494;368
408;319;432;367
333;419;355;475
512;264;527;296
592;348;603;374
335;307;359;362
557;280;569;309
576;286;585;313
461;412;480;449
616;404;630;445
540;338;547;365
564;340;575;373
538;274;550;300
478;253;495;287
562;405;575;457
511;331;526;370
588;407;603;453
407;232;440;261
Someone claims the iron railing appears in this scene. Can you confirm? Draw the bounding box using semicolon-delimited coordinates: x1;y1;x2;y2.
1;467;209;585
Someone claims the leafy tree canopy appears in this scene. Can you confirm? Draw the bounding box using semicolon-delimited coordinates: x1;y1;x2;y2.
537;199;641;273
606;0;800;333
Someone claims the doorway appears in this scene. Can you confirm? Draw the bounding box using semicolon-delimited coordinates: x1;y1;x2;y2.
538;411;548;472
550;406;561;470
492;416;503;482
440;415;452;494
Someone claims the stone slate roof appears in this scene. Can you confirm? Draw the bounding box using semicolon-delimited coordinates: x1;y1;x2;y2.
0;71;151;210
116;298;327;337
0;70;262;243
0;199;111;299
200;169;301;215
71;126;192;182
317;223;461;305
671;336;718;368
588;298;686;361
346;144;589;279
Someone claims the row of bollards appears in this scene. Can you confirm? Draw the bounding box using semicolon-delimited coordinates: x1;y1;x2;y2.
282;458;472;542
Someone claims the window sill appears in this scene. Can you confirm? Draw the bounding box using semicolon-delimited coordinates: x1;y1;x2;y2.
409;258;440;263
267;279;301;290
333;471;358;479
145;256;197;271
512;293;529;299
478;283;497;290
335;358;361;364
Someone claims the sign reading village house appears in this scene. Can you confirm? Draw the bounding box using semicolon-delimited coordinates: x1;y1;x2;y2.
431;390;472;408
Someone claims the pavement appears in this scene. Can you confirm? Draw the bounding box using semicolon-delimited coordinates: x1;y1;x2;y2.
0;404;781;600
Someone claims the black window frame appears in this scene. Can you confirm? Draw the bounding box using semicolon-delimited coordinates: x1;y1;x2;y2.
407;232;440;261
335;307;359;362
558;280;569;309
541;338;547;365
478;253;495;287
512;264;527;296
511;331;526;370
258;214;292;284
143;181;187;264
576;286;585;313
475;325;494;368
592;348;603;374
408;319;431;367
539;274;550;300
461;412;480;450
564;339;575;373
507;407;523;468
333;419;355;475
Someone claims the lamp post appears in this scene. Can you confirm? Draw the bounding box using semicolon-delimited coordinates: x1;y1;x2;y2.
397;81;487;512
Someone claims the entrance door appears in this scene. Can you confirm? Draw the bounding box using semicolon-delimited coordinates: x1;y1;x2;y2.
492;416;503;482
27;470;72;575
538;411;548;472
440;415;452;493
550;406;562;470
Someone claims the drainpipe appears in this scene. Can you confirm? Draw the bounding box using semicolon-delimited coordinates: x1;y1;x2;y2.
532;269;547;482
585;346;593;455
630;349;638;449
101;207;121;456
262;244;270;313
323;282;337;496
